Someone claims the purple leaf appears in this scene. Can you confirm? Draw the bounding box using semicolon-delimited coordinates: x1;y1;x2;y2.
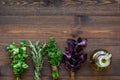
62;37;88;72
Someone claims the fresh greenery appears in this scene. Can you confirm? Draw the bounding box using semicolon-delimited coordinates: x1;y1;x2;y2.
28;40;46;80
44;37;62;80
6;40;28;80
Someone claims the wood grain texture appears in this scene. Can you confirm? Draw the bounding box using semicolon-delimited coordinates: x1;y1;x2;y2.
0;0;119;16
0;0;120;79
0;15;120;80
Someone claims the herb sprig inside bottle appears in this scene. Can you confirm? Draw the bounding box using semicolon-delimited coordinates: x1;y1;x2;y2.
28;40;46;80
44;37;62;80
62;37;88;80
6;40;29;80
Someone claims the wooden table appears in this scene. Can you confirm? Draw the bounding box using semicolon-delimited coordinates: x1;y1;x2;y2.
0;0;120;80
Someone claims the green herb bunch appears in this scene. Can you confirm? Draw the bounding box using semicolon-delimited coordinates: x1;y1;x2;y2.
45;37;62;80
28;41;46;80
6;40;29;80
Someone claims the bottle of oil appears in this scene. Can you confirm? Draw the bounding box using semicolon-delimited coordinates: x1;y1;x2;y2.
90;49;112;71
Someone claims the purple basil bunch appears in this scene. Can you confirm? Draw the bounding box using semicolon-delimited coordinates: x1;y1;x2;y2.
62;37;88;72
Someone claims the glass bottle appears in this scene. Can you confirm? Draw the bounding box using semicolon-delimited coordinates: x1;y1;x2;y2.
90;49;112;71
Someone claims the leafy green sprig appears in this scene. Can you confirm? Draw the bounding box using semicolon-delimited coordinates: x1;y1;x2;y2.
6;40;29;80
28;40;46;80
44;37;62;80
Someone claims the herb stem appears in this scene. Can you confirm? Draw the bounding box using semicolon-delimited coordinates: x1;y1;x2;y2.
16;75;21;80
70;71;75;80
52;66;59;80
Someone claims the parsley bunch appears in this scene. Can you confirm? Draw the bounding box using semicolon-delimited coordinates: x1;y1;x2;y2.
6;40;29;80
45;37;62;80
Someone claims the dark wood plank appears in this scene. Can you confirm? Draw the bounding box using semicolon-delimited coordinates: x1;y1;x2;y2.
0;76;120;80
0;16;74;25
0;0;119;16
0;16;120;25
0;25;119;39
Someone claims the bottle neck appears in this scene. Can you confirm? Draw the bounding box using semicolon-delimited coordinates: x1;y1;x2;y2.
96;53;112;67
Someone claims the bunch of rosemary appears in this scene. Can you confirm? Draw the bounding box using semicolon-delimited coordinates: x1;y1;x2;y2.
28;40;46;80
